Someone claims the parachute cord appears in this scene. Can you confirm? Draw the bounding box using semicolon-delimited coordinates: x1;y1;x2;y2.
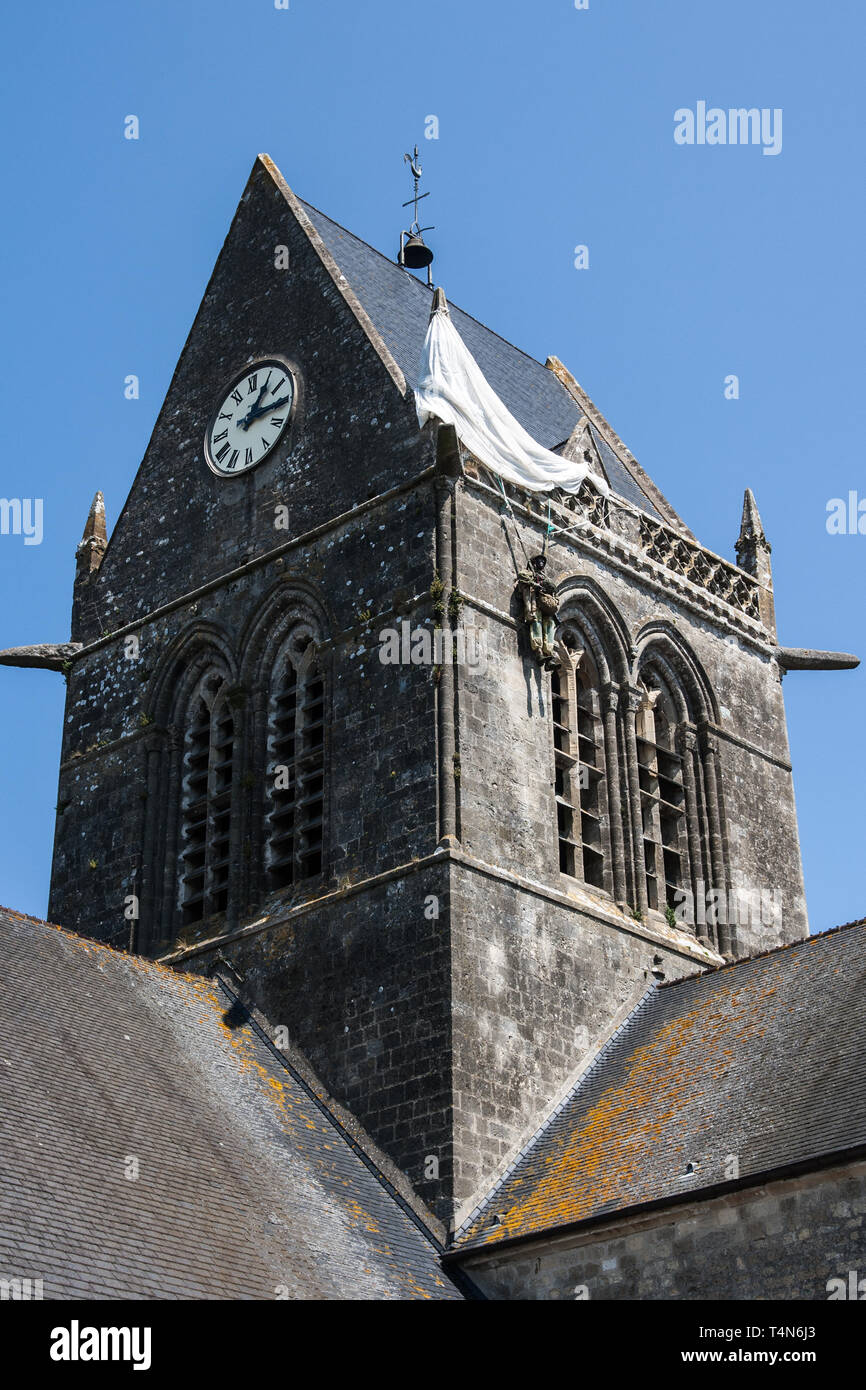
493;474;532;568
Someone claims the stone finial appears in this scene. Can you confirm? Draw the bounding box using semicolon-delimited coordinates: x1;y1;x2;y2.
735;488;770;573
735;489;775;634
75;491;107;581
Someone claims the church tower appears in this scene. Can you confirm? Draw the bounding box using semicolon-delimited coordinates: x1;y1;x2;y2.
4;155;856;1230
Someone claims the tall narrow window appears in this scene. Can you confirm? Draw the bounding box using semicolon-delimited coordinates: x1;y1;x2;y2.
266;641;326;889
267;662;297;886
552;666;578;878
179;671;234;924
636;679;686;912
553;635;608;891
296;666;325;878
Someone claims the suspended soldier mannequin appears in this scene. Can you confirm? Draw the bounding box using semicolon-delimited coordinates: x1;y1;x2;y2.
517;553;560;670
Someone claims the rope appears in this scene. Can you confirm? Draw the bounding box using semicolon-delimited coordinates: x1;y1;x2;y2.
493;474;531;567
546;517;588;544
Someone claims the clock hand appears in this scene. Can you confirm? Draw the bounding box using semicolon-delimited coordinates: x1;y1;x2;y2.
243;395;291;424
238;379;273;430
239;407;265;431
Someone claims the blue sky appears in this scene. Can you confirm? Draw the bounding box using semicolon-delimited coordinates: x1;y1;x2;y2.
0;0;863;932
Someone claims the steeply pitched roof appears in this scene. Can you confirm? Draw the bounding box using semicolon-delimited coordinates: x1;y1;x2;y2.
455;921;866;1253
0;906;462;1300
298;196;672;522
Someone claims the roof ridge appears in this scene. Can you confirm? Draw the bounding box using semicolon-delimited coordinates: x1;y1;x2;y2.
0;903;54;926
0;904;209;985
261;160;407;396
452;917;866;1255
0;916;461;1299
587;422;658;512
657;917;866;989
295;189;685;527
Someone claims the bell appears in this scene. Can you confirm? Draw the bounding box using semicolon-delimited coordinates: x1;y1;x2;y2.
402;234;434;270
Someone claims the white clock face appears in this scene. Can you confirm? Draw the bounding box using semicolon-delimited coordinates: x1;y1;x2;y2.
205;359;295;475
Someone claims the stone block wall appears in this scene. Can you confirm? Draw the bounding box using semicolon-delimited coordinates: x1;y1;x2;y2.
451;477;808;953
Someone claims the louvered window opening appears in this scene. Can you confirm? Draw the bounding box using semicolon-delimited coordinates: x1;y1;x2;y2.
637;691;686;912
267;662;325;889
180;675;234;924
552;663;606;890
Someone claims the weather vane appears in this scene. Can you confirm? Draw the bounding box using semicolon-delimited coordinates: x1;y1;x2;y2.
398;144;435;285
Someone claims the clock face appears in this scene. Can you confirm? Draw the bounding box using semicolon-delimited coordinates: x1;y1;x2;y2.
205;359;295;475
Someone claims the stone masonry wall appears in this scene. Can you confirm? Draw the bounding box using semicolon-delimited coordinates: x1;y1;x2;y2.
50;153;444;945
450;862;717;1217
49;481;440;947
451;478;808;954
184;858;455;1223
73;158;423;644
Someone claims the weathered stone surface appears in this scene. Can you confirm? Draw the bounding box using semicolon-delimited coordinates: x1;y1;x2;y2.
776;646;860;671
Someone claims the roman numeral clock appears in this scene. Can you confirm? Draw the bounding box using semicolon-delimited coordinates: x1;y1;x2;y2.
204;358;295;474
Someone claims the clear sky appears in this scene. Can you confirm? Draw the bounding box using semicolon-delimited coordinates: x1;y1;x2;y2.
0;0;863;932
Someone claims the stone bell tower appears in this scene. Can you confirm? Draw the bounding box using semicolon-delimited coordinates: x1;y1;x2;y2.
0;154;857;1232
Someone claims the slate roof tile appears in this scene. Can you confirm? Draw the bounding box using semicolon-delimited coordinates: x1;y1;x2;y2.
0;906;462;1300
299;199;666;522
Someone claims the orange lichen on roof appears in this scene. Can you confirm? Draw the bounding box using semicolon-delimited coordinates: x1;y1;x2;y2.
346;1197;382;1236
460;957;804;1249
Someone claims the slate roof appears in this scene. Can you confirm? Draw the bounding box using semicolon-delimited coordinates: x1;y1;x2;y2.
299;198;668;521
454;921;866;1253
0;906;462;1300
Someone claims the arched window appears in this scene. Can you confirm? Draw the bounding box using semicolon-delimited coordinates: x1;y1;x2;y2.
265;634;326;889
179;669;235;924
633;638;732;952
547;598;730;948
552;628;610;892
635;674;687;913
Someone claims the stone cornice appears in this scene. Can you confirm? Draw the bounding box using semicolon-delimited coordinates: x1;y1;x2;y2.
158;844;723;971
461;473;776;657
64;468;436;666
